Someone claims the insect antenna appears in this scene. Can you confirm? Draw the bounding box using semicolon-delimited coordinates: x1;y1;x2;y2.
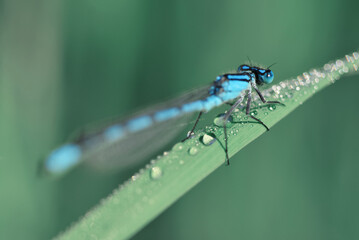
266;62;277;69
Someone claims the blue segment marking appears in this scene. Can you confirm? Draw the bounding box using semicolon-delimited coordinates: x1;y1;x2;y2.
258;69;266;74
219;91;245;102
240;65;250;70
45;144;82;173
202;95;223;111
153;108;180;122
126;116;153;132
226;74;251;81
182;100;204;113
104;124;125;141
220;80;249;93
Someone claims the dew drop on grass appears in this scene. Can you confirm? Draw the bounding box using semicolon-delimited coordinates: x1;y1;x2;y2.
150;166;163;180
250;110;258;116
188;146;199;156
172;142;184;151
131;173;139;181
201;133;216;146
214;113;233;128
268;105;276;111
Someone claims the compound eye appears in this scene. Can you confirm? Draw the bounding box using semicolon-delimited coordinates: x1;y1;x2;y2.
263;70;274;84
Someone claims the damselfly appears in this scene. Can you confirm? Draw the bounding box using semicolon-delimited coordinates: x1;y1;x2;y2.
44;64;283;175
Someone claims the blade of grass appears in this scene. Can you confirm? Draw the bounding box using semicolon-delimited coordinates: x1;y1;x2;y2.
56;51;359;240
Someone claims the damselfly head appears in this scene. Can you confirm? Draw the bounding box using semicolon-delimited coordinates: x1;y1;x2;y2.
238;64;274;85
257;68;274;84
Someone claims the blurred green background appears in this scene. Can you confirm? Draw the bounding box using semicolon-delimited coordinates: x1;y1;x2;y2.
1;0;359;239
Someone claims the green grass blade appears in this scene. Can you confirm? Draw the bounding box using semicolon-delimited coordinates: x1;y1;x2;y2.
56;51;359;240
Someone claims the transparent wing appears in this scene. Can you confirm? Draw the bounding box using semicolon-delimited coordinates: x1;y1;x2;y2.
71;84;212;171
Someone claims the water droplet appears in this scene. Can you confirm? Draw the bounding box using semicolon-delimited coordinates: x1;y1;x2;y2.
131;174;139;181
172;143;184;151
353;52;359;59
150;166;162;180
268;105;276;111
179;160;185;165
250;110;258;116
201;133;216;146
264;112;268;116
186;131;195;139
214;113;233;128
188;147;199;156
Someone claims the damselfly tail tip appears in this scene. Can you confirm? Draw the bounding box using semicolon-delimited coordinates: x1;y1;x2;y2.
41;144;82;176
